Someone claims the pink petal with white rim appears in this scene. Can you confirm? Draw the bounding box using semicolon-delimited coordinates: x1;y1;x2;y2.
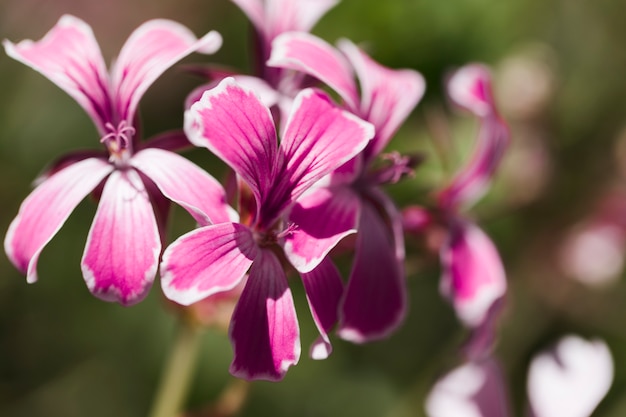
5;158;113;283
185;78;278;219
527;335;613;417
437;114;509;210
112;20;222;122
229;249;300;381
81;169;160;305
338;39;425;161
283;186;360;273
425;358;511;417
132;148;237;226
300;257;344;360
160;222;258;306
268;88;373;219
447;64;496;118
338;200;406;343
440;221;506;327
3;15;112;133
268;32;359;110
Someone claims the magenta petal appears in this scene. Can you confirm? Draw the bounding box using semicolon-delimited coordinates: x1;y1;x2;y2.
338;200;407;343
5;158;112;283
276;88;373;206
161;222;258;306
229;249;300;381
283;186;360;273
131;148;236;226
440;221;507;327
447;64;497;118
300;257;344;360
268;32;359;110
112;20;222;122
185;78;278;217
81;170;160;306
338;39;425;161
3;15;111;133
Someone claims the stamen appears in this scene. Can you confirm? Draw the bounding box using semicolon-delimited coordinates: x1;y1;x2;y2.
100;120;136;153
276;223;299;239
367;151;421;185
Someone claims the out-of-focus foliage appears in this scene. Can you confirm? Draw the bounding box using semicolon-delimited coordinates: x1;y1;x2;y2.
1;0;626;416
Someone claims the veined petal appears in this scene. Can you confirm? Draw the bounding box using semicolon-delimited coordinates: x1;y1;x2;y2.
527;336;613;417
81;169;160;306
161;222;258;306
425;359;511;417
300;257;344;360
283;186;360;273
447;64;497;118
338;200;407;343
132;148;237;226
185;78;278;219
229;249;300;381
268;32;359;110
112;20;222;122
338;39;425;161
440;221;506;327
265;88;373;221
5;158;113;283
3;15;112;133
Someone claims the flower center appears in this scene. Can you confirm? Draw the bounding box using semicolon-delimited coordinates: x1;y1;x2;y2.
101;120;135;165
253;222;299;247
366;151;421;186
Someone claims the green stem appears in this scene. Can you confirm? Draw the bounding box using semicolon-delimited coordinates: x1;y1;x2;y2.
149;320;203;417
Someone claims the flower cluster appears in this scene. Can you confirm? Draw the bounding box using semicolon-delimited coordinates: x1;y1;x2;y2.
6;5;611;412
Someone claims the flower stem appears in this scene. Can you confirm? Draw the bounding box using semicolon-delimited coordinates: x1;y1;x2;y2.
149;320;203;417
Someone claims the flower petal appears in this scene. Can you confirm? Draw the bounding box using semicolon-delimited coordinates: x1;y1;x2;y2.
160;222;258;306
268;32;359;110
338;200;407;343
266;88;373;220
440;221;507;327
132;148;237;226
184;78;278;220
425;358;511;417
338;39;425;161
81;169;160;305
300;257;344;360
447;64;497;118
229;249;300;381
112;20;222;122
283;186;360;273
3;15;112;133
5;158;113;283
527;336;613;417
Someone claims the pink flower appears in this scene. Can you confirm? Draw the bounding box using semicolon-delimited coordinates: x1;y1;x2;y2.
160;78;374;380
267;32;425;342
3;15;233;305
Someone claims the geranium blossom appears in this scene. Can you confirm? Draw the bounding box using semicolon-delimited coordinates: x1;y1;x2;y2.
3;15;233;305
160;78;373;380
267;32;425;341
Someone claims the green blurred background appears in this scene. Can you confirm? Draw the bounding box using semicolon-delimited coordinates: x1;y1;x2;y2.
2;0;626;416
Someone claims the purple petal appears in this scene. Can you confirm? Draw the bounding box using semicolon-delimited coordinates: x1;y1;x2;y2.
3;15;112;133
425;358;511;417
229;249;300;381
268;32;359;110
131;148;237;226
184;78;278;220
283;186;360;273
160;222;258;306
81;169;160;305
111;20;222;123
527;336;613;417
269;88;373;217
5;158;112;283
338;200;407;343
338;39;425;161
440;221;507;327
300;257;344;360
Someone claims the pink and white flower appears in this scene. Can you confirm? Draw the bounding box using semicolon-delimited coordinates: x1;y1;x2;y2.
3;15;232;306
268;32;425;342
160;78;373;380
